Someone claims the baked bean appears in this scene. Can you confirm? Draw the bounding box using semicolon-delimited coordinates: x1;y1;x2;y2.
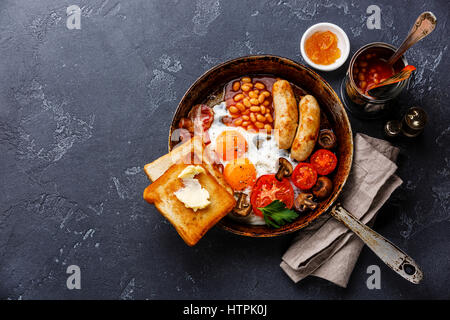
250;98;259;105
249;91;258;99
255;121;264;129
226;76;274;132
254;82;265;90
229;106;238;113
354;55;393;94
236;102;245;111
221;116;233;125
258;93;265;104
256;114;266;122
234;93;244;102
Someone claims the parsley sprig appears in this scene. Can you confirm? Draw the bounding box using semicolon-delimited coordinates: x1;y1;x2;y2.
258;200;299;228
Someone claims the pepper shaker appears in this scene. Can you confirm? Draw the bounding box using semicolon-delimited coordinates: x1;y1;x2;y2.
401;107;428;137
384;120;402;137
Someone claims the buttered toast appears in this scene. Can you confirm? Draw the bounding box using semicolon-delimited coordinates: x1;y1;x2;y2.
143;136;233;195
143;163;236;246
143;136;204;182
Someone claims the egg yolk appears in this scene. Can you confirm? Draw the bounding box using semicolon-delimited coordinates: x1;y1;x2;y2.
223;158;256;191
215;130;248;162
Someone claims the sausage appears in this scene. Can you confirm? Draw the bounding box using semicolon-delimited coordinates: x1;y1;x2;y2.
290;95;321;161
272;80;299;149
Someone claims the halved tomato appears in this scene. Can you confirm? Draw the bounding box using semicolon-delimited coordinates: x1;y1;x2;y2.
250;174;294;217
291;163;318;190
310;149;337;175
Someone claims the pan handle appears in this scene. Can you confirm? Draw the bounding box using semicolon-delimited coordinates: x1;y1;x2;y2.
330;204;423;284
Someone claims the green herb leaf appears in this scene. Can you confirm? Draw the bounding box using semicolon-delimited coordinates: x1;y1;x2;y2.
258;200;299;228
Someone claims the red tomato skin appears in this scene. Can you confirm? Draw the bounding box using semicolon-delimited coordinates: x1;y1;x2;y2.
250;174;294;217
291;163;318;190
310;149;338;175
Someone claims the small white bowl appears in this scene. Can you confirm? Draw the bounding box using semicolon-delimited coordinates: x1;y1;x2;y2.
300;22;350;71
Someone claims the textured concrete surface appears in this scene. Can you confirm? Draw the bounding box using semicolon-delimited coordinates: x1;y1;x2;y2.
0;0;448;299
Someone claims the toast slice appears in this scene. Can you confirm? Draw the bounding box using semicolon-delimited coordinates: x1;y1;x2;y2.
143;163;236;246
143;136;233;195
144;136;204;182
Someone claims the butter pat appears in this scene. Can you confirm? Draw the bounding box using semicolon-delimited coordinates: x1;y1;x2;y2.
174;178;210;212
178;165;206;179
175;165;210;212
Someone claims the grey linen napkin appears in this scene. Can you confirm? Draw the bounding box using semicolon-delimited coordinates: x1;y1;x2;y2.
280;133;403;288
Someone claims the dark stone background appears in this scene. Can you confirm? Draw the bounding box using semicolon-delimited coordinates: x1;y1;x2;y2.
0;0;448;299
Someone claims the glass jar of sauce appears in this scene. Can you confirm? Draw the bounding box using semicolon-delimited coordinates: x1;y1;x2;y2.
340;42;409;119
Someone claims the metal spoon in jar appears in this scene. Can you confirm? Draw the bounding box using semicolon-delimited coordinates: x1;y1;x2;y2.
368;12;436;99
387;12;437;66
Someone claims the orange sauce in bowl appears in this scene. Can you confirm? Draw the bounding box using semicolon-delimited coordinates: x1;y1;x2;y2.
305;31;341;65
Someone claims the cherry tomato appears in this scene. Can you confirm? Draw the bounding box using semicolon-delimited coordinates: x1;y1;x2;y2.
291;163;318;190
310;149;337;175
250;174;294;217
188;104;214;132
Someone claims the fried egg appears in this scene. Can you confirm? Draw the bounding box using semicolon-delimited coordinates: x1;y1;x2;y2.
207;102;296;225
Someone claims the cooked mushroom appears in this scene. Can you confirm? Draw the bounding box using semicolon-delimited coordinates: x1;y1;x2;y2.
294;193;318;213
215;163;224;174
232;192;252;217
311;176;333;199
318;129;337;149
275;157;293;181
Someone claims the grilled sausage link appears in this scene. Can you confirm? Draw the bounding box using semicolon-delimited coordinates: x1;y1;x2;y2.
290;95;320;161
273;80;299;149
